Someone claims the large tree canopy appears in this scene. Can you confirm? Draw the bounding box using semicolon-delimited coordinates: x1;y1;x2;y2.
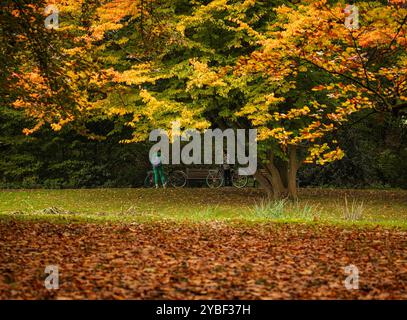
2;0;406;198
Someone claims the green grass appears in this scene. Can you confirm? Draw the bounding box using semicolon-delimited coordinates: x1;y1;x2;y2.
0;188;406;228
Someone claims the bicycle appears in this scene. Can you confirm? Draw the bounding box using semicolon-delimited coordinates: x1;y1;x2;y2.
144;169;187;188
206;166;248;188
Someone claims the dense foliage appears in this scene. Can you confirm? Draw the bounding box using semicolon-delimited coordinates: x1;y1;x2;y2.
0;105;150;188
1;0;406;192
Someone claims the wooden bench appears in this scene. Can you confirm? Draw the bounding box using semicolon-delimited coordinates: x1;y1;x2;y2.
185;168;211;180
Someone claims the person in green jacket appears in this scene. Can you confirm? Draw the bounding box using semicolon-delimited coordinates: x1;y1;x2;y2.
150;150;167;188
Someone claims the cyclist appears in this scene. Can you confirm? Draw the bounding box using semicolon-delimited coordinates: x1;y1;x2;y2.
150;150;167;188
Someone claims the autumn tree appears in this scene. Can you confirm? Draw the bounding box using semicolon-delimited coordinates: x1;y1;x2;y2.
106;0;406;198
2;0;145;137
227;0;406;198
4;0;406;198
98;0;287;148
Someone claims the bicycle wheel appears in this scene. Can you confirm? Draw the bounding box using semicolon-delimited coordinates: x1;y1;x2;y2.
206;170;224;188
232;171;248;188
144;171;155;188
170;170;187;188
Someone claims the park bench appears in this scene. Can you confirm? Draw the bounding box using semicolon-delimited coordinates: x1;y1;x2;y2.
185;168;211;181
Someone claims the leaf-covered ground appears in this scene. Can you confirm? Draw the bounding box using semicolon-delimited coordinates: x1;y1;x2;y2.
1;220;406;299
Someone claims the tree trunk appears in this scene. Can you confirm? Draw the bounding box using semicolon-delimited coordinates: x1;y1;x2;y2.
287;145;299;200
265;153;286;199
257;146;300;200
254;171;273;197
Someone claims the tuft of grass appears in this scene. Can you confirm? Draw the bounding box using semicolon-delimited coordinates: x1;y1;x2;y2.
343;196;365;221
252;198;320;221
291;201;321;220
253;199;287;218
